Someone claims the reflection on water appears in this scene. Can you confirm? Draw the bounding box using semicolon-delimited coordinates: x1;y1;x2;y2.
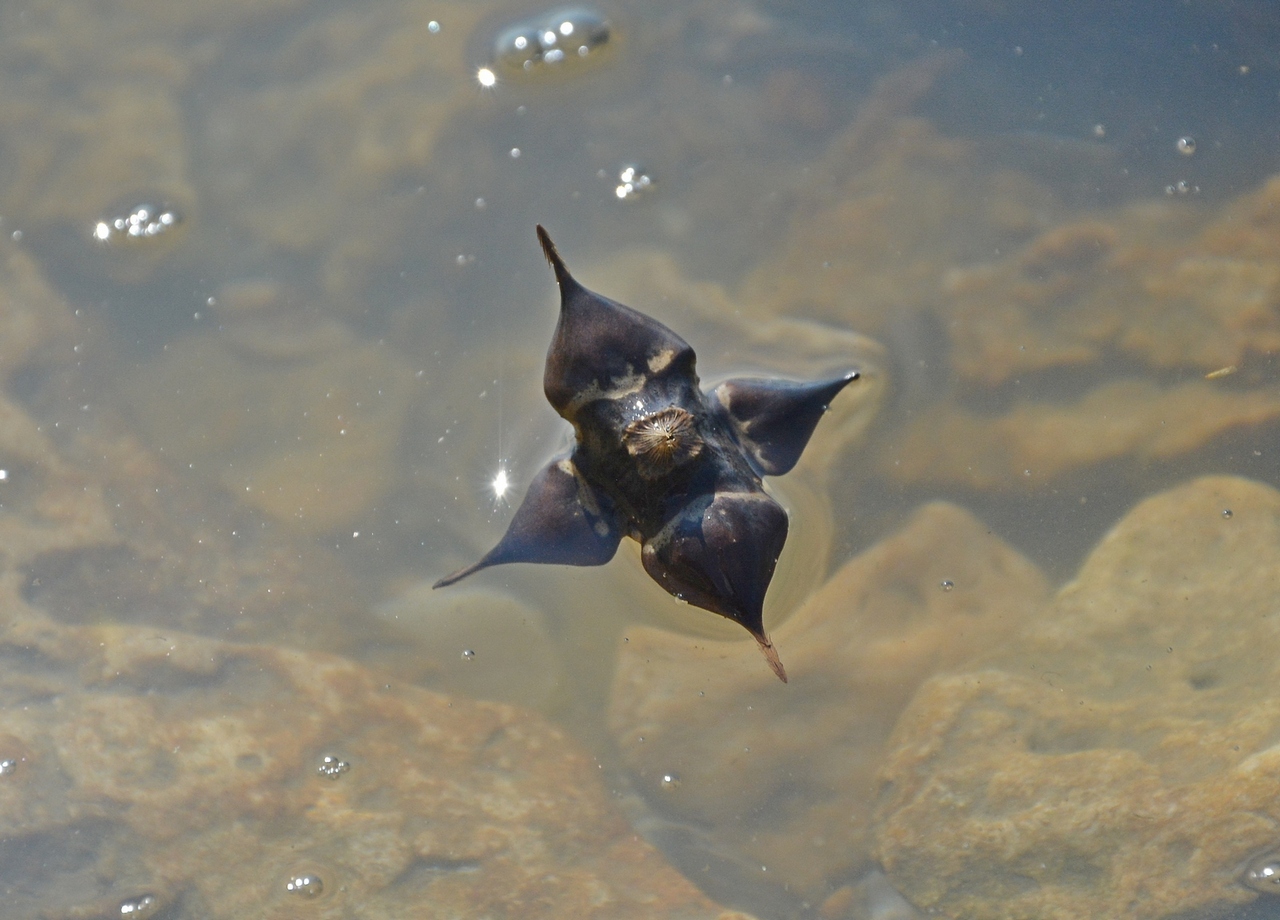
1;0;1280;917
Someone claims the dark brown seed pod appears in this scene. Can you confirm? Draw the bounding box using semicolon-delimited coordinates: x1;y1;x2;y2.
433;225;861;683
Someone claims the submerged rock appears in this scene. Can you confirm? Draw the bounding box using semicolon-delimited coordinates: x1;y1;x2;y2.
883;379;1280;491
945;177;1280;386
0;603;756;920
731;52;1280;501
874;476;1280;920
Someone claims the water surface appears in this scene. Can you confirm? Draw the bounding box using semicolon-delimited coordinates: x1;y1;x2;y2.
2;0;1279;917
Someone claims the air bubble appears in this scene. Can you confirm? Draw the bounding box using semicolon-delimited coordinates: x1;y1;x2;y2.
1244;852;1280;894
0;759;15;775
1222;509;1233;519
1176;136;1196;156
940;580;955;592
659;772;681;790
461;649;476;660
489;7;611;81
285;873;324;898
317;754;350;779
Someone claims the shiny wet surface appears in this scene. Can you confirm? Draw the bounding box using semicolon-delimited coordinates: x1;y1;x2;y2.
1;1;1279;918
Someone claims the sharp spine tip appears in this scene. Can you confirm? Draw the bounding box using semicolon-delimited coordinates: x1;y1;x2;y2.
756;635;788;683
535;224;571;284
433;559;485;589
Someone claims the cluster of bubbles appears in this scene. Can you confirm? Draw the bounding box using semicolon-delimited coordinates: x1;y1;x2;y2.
285;873;325;898
119;894;160;917
317;754;350;779
479;6;610;85
608;164;656;202
1164;180;1201;196
92;204;181;244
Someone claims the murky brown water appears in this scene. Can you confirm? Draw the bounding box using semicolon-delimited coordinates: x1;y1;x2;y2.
2;0;1280;917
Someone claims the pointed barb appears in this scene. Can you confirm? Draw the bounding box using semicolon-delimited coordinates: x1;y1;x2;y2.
755;634;788;683
432;561;486;589
535;225;572;286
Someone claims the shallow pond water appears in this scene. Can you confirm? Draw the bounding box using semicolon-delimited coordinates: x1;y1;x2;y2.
2;0;1280;918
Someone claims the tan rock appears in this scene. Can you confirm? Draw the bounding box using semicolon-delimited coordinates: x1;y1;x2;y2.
723;53;1280;500
0;599;755;920
874;475;1280;920
946;176;1280;386
882;379;1280;490
609;501;1046;910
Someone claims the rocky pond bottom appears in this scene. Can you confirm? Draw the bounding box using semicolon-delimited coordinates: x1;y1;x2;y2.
876;475;1280;920
0;602;751;920
4;401;1277;920
611;475;1280;920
